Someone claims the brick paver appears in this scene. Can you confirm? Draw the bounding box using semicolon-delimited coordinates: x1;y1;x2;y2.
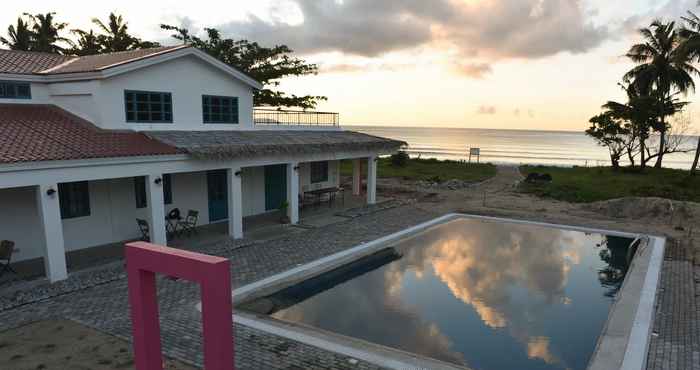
0;205;437;370
1;202;698;370
646;238;700;370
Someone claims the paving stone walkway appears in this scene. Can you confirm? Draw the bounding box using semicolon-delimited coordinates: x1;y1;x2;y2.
0;205;438;370
646;238;700;370
1;194;698;370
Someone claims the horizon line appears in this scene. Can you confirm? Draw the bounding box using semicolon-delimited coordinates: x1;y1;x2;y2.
341;123;585;133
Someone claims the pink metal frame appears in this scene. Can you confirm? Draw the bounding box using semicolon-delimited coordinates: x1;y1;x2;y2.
125;241;233;370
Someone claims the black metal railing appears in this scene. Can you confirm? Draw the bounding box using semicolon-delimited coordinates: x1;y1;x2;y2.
254;109;339;126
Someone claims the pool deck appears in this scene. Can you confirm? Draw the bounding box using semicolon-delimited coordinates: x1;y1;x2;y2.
0;196;698;369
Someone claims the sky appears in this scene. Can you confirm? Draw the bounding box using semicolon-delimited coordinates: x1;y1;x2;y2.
2;0;700;131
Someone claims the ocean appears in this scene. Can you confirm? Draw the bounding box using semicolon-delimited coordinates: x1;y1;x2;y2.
351;126;699;169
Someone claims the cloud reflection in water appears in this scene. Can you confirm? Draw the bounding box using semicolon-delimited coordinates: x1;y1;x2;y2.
267;218;625;370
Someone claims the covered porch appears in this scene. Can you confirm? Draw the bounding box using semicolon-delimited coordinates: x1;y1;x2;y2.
0;129;402;284
0;188;380;286
0;156;382;286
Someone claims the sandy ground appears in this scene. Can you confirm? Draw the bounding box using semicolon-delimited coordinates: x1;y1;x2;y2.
0;319;197;370
379;165;700;263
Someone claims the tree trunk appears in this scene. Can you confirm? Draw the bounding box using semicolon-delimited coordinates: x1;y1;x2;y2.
692;136;700;175
654;109;666;169
627;149;635;168
610;153;619;170
640;137;646;170
654;127;665;169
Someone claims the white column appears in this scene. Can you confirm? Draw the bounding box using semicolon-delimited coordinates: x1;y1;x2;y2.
36;184;68;282
367;156;377;204
352;159;362;196
287;162;300;224
146;174;167;245
227;168;243;239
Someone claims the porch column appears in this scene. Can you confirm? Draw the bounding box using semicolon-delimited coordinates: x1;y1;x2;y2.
227;168;243;239
352;159;362;196
36;184;68;282
146;174;167;245
367;156;377;204
287;162;300;224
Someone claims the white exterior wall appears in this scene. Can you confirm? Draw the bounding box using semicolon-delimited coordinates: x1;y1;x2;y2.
1;168;277;262
241;167;266;217
2;55;255;130
165;171;211;224
48;80;102;123
0;82;50;105
96;55;254;131
299;160;340;192
0;172;214;263
0;186;43;261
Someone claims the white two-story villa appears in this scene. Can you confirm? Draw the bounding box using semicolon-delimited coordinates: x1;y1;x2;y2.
0;45;402;283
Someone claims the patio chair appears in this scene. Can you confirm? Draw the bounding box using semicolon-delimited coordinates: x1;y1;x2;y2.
0;240;18;277
136;219;150;241
178;210;199;237
166;208;182;235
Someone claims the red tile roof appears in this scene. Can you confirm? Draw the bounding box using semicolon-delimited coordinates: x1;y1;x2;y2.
0;104;180;164
0;50;73;74
0;45;188;75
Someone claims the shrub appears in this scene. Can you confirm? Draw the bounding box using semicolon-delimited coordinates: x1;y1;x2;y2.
390;151;410;167
427;175;442;183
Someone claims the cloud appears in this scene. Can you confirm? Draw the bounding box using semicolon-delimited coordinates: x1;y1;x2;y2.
217;0;610;60
527;337;558;364
320;62;415;74
453;62;493;78
477;105;497;115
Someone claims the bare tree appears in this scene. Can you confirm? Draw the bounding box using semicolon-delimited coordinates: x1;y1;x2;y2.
643;111;695;166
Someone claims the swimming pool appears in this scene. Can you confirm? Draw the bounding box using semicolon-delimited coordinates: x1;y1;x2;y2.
235;215;664;370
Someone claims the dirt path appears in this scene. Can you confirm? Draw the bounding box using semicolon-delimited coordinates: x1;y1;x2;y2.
473;164;523;192
0;320;196;370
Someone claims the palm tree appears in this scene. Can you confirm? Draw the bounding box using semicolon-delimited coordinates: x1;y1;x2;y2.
70;29;102;56
0;17;32;51
679;11;700;175
624;20;698;168
92;13;140;52
24;12;70;53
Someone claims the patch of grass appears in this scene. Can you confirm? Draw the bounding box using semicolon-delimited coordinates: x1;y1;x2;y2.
340;157;497;183
519;165;700;203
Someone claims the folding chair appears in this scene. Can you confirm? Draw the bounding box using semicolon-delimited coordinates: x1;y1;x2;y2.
0;240;18;277
178;210;199;237
136;219;150;241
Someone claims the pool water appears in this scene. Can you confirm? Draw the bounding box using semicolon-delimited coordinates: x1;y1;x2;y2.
240;218;635;370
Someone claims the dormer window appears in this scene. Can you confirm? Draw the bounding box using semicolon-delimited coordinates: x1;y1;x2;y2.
124;90;173;123
0;81;31;99
202;95;238;124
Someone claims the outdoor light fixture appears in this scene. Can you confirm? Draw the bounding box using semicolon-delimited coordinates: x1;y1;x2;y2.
234;171;241;177
373;157;379;162
154;177;163;185
46;188;56;196
293;165;300;171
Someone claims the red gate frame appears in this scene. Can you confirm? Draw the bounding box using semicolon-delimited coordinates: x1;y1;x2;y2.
125;241;233;370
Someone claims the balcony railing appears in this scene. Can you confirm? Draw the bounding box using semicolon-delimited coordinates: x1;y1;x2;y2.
254;109;339;126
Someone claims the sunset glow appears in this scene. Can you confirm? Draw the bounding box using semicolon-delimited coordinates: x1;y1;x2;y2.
3;0;699;130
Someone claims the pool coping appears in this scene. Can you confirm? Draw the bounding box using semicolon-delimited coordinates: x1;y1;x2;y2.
228;213;665;370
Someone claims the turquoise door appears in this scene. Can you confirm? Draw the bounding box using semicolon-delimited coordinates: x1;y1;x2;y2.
264;164;287;211
207;170;228;222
